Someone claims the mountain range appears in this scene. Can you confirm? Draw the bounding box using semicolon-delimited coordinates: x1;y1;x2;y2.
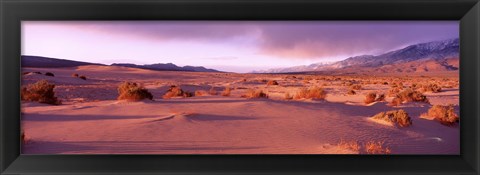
110;63;219;72
22;55;104;68
22;38;459;74
253;38;459;74
21;56;220;72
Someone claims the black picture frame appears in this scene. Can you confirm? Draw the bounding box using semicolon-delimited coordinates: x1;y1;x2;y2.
1;0;479;174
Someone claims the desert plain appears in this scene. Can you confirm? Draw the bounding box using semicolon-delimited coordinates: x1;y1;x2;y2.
21;65;459;154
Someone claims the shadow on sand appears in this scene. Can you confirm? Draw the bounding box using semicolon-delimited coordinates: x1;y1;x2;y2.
23;140;262;154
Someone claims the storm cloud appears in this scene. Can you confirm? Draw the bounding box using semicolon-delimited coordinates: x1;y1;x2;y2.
45;21;458;59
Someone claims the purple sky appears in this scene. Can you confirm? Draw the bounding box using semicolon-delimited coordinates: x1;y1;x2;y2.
22;21;458;73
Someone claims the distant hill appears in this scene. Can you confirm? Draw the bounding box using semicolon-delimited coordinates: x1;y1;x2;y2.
22;55;103;68
111;63;220;72
22;55;220;72
254;38;459;73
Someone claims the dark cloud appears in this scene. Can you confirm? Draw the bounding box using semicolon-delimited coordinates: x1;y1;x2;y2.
256;21;458;58
46;21;458;59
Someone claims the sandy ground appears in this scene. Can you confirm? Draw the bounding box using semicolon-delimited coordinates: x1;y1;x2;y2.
21;66;460;154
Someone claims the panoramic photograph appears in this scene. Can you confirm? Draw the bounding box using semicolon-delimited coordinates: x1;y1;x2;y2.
21;21;459;154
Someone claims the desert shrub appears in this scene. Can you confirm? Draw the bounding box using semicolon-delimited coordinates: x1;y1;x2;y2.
423;105;459;126
163;85;192;99
442;81;458;88
183;91;193;97
410;83;418;88
294;86;327;100
337;140;391;154
390;97;403;106
390;82;403;88
419;83;442;93
267;80;279;86
350;84;362;90
365;141;391;154
371;109;412;127
243;89;268;99
347;89;356;95
337;140;360;152
72;73;79;77
364;92;377;104
344;81;353;86
390;88;429;106
284;92;293;100
441;83;453;88
195;90;208;96
21;80;60;105
209;87;218;95
397;82;404;87
45;72;55;77
117;82;153;101
375;94;385;101
221;86;231;96
387;87;402;97
79;75;87;80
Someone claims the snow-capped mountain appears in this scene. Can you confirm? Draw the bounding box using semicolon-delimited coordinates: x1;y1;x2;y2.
254;38;459;73
252;61;333;73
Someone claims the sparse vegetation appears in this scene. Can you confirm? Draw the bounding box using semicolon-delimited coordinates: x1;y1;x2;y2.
117;82;153;101
418;83;442;93
347;89;356;95
79;75;87;80
390;88;429;106
284;92;293;100
163;85;192;99
390;97;403;106
371;109;412;127
183;91;193;97
242;89;268;99
72;73;79;77
336;140;391;154
364;92;377;104
350;84;362;90
209;87;218;95
267;80;279;86
337;140;360;152
294;86;327;100
21;80;60;105
365;141;391;154
221;86;231;96
45;72;55;77
375;94;385;101
422;105;459;126
387;87;403;97
195;90;208;96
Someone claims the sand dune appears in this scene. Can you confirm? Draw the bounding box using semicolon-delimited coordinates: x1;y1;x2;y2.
21;66;460;154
